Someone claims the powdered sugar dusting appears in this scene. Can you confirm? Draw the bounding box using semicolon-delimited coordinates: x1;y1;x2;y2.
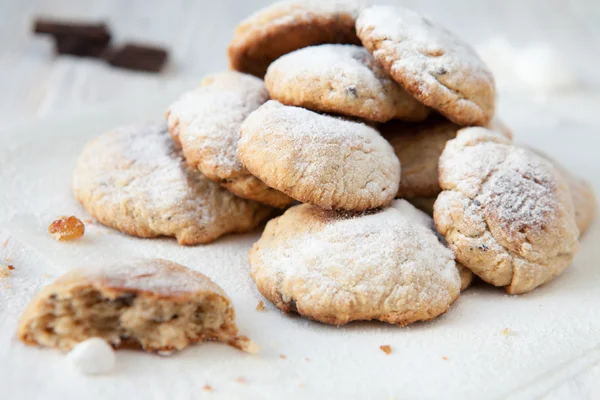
81;258;229;298
166;72;268;180
265;44;428;122
238;100;400;210
356;5;495;125
251;200;460;324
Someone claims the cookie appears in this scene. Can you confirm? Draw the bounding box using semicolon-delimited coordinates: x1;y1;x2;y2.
238;100;400;211
356;6;496;126
166;72;293;208
457;264;474;291
228;0;362;78
18;259;256;354
265;44;429;122
434;128;579;294
73;122;272;245
382;117;512;198
249;200;461;325
529;148;596;235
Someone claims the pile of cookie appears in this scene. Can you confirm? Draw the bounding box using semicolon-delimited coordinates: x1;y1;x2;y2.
18;1;596;355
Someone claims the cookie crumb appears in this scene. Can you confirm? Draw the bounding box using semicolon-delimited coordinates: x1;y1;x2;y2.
0;266;12;279
48;216;85;241
380;345;392;355
203;385;213;391
279;354;287;360
442;356;448;361
235;377;247;384
2;239;8;248
256;301;265;311
501;327;511;336
7;265;14;270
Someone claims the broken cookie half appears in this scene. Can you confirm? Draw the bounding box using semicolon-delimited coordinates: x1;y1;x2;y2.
18;259;257;355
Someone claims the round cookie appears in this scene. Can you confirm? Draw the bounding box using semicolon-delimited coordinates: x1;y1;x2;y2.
249;200;461;325
381;117;512;198
228;0;362;78
166;72;293;208
434;127;579;294
528;148;596;235
238;100;400;211
356;6;496;126
18;259;255;353
265;44;429;122
73;122;273;245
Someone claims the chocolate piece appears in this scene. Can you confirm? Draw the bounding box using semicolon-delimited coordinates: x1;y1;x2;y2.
103;44;168;73
33;19;111;42
33;18;111;57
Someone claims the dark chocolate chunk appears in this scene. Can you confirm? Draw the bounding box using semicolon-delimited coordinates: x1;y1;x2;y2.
54;36;109;57
103;44;168;73
33;18;111;43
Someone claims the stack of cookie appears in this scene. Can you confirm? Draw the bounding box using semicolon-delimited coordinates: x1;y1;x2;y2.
70;1;596;328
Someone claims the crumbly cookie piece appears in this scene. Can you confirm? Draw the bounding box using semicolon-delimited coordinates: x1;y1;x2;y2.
265;44;429;122
528;148;596;235
18;259;256;353
434;128;579;294
382;117;512;198
166;72;293;208
73;122;272;245
249;200;461;325
457;264;474;291
356;6;496;126
238;100;400;211
228;0;362;78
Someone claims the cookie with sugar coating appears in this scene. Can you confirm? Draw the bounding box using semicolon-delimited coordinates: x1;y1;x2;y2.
382;116;512;198
265;44;429;122
434;127;579;294
228;0;362;78
73;122;273;245
18;259;257;354
238;100;400;211
528;148;596;235
249;200;462;325
356;6;496;126
166;72;293;208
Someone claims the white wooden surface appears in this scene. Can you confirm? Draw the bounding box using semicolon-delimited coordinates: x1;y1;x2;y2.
1;1;599;398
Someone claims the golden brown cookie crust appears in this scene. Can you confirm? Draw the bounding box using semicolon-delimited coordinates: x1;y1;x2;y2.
73;122;273;245
382;117;512;198
228;0;362;78
249;200;461;325
238;101;400;211
356;6;496;126
18;259;247;353
434;128;579;294
265;44;429;122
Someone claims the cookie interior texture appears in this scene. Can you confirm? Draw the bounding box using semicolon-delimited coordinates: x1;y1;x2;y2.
228;0;362;78
18;259;249;353
249;200;461;325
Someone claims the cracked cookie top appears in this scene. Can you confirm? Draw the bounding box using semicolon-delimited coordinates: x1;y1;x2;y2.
73;122;273;245
433;127;579;294
238;100;400;211
356;6;495;126
166;72;293;208
265;44;429;122
228;0;363;78
249;200;461;325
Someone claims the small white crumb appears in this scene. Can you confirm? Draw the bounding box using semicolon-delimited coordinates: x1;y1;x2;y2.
67;338;115;375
